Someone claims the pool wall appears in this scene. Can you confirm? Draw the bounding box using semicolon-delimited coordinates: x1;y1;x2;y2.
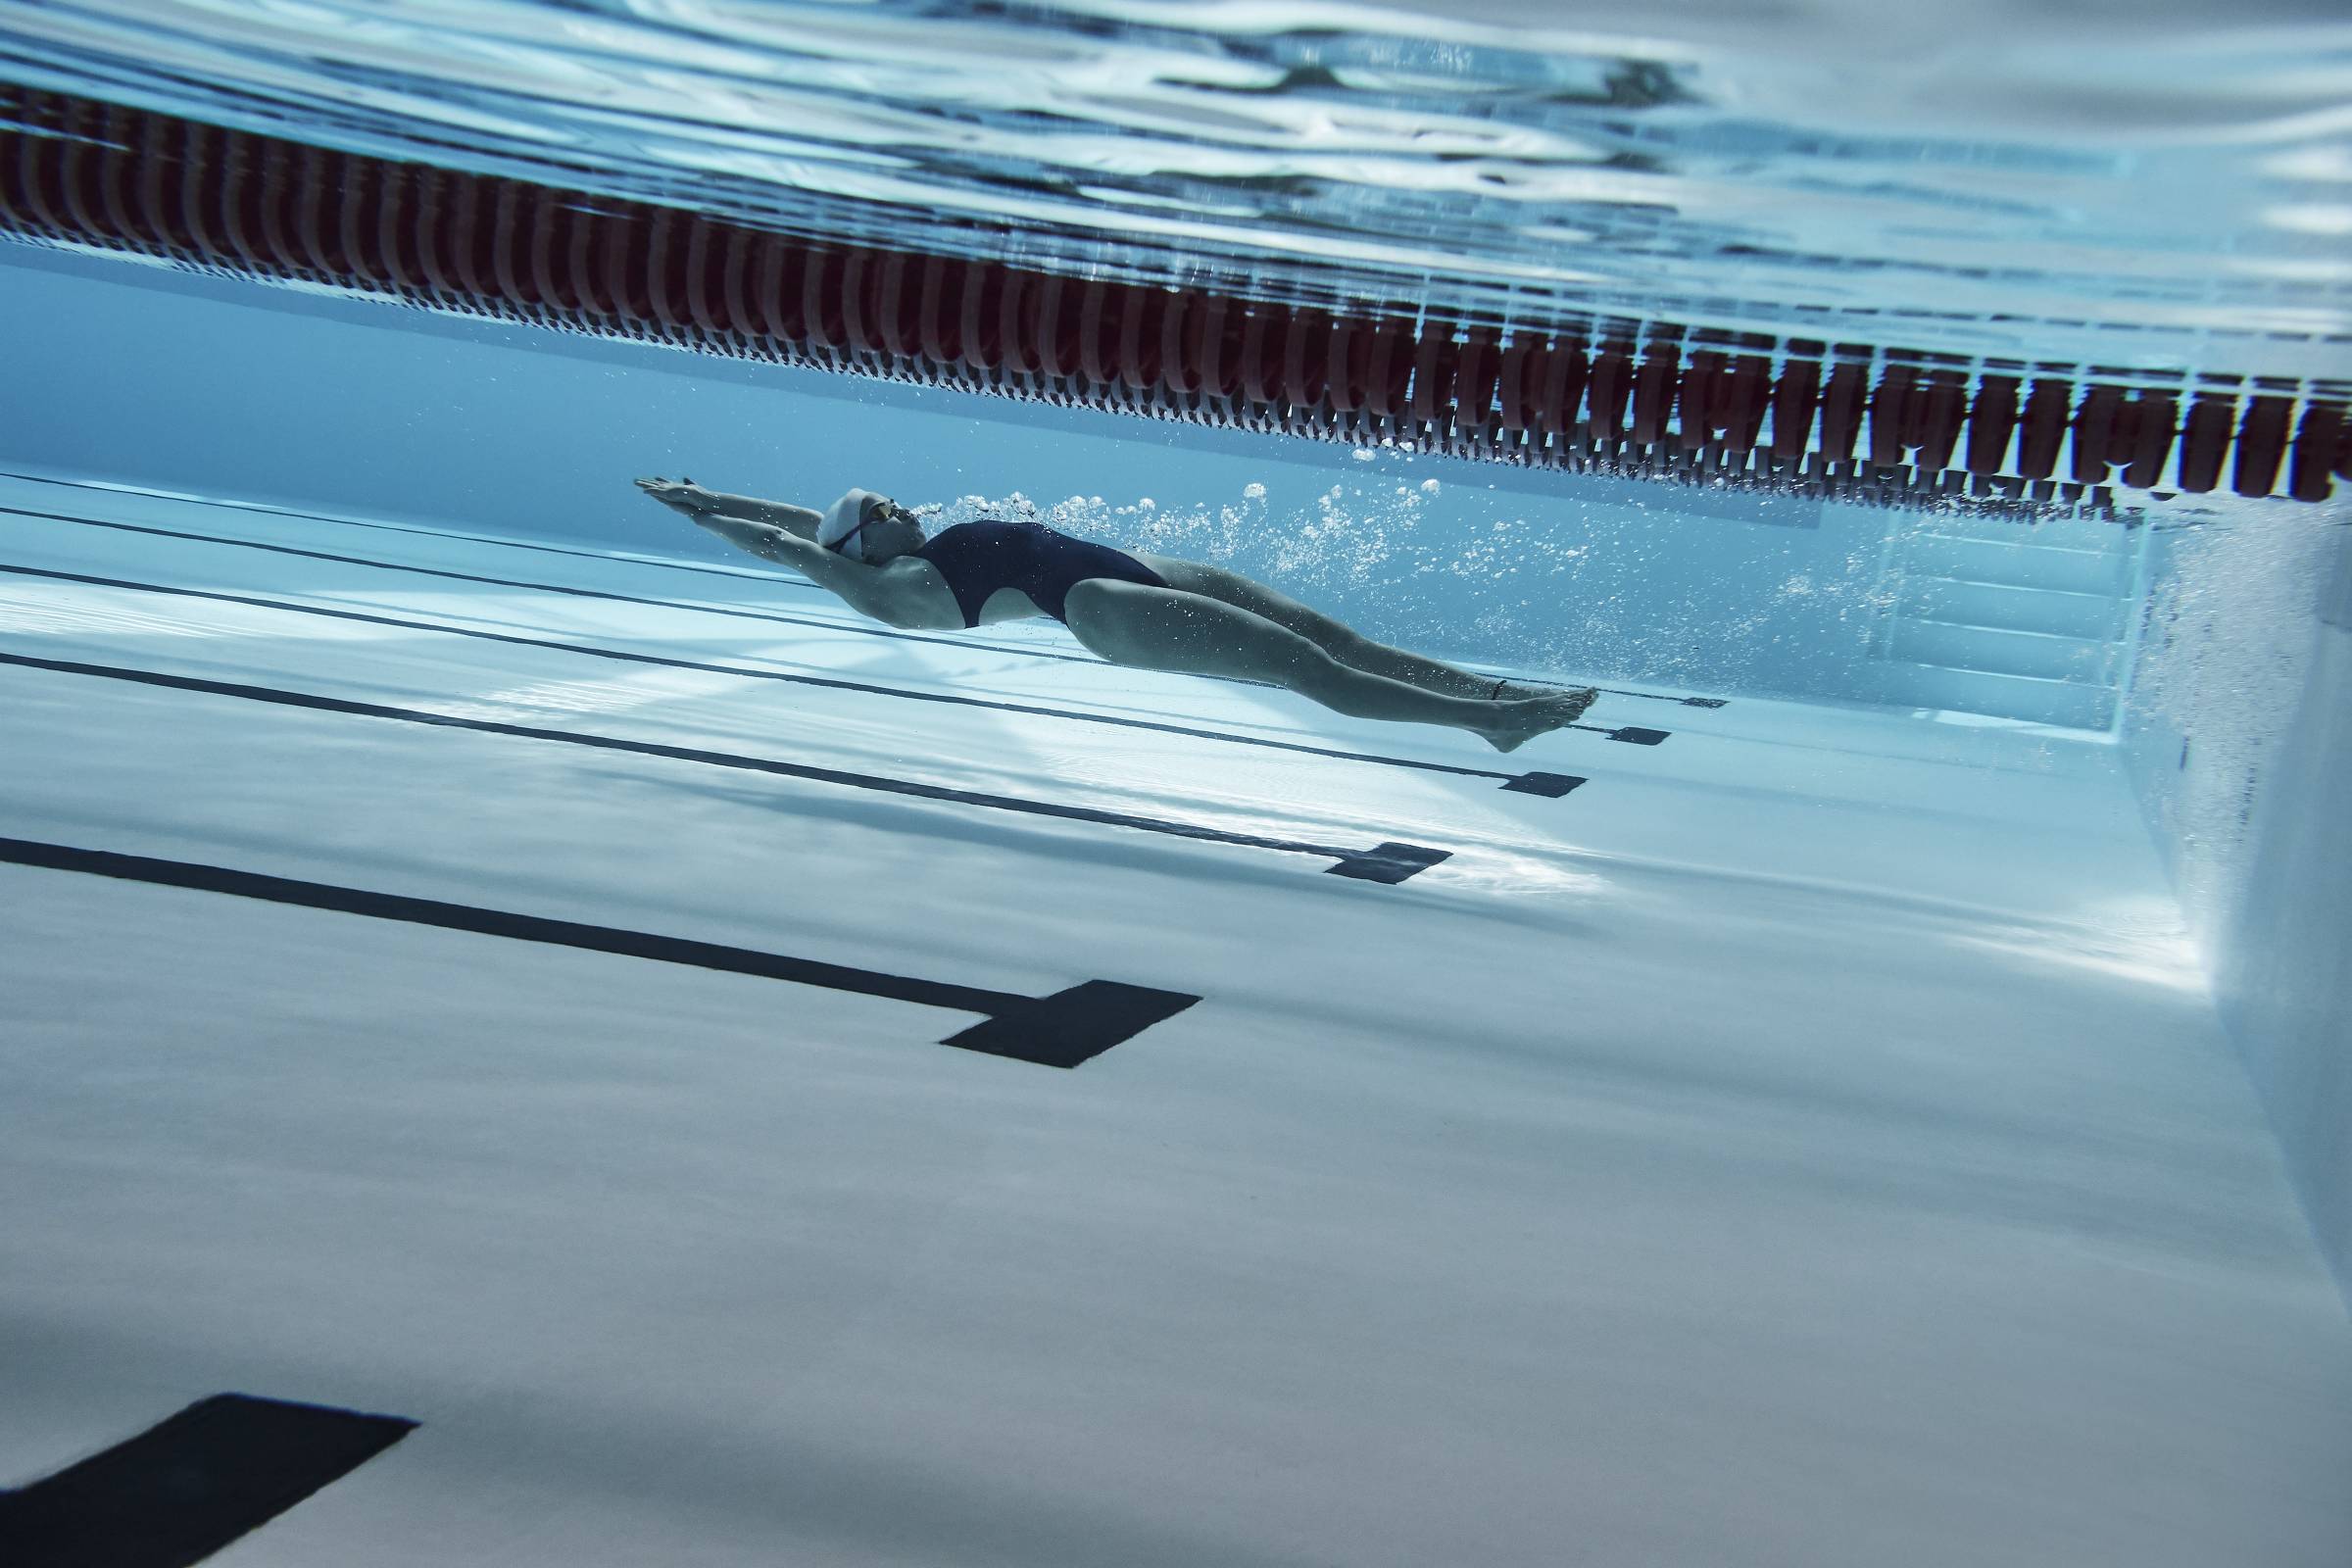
2123;504;2352;1309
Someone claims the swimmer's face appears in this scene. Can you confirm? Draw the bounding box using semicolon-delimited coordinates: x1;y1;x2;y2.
860;505;927;562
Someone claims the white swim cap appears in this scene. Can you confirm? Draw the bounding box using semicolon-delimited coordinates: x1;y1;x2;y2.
818;489;893;562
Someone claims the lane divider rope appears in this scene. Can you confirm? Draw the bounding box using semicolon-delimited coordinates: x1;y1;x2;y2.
6;87;2337;512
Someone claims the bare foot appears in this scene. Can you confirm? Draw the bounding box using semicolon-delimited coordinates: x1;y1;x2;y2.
1476;687;1597;752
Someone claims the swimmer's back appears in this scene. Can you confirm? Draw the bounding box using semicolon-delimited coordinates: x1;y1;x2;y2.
914;518;1166;626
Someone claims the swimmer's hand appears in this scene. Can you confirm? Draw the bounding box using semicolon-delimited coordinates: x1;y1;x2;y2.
633;475;716;516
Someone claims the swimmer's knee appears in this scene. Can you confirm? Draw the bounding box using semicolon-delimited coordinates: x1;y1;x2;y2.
1279;642;1350;693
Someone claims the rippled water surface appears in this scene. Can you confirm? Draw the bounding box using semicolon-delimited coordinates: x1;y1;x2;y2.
3;0;2349;374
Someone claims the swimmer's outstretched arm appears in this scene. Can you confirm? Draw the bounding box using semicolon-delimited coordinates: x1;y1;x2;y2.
633;477;823;538
634;476;916;625
689;488;825;538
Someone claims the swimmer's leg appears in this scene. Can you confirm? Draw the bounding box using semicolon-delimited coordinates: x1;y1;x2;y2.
1135;555;1562;703
1063;580;1586;751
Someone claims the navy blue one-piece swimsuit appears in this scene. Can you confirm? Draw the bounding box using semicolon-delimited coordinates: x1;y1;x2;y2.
912;518;1168;626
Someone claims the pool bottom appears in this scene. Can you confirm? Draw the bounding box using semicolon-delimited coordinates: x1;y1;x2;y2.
0;473;2346;1566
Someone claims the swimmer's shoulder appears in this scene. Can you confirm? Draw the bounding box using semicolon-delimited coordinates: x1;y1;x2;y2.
861;554;964;629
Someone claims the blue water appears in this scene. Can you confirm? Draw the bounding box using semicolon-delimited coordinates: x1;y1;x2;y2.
2;7;2351;1567
4;0;2349;375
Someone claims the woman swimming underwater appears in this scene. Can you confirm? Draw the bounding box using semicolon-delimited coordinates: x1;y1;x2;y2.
635;478;1598;752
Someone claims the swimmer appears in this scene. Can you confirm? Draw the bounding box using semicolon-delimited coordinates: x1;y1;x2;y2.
634;478;1598;752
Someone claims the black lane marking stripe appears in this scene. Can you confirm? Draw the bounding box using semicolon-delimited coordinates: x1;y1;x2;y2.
0;838;1200;1065
0;466;815;591
1;473;1728;709
0;503;1099;666
0;562;1588;795
0;653;1452;883
2;505;1682;741
0;1393;416;1568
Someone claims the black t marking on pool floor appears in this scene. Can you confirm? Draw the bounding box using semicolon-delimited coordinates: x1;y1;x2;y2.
0;1392;415;1568
0;838;1201;1066
2;507;1686;744
0;653;1454;884
0;561;1592;794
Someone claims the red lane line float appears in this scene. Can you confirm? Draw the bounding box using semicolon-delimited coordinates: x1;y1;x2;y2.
1118;286;1164;391
497;184;550;311
1363;319;1411;424
1323;316;1362;414
1034;273;1081;379
1868;364;1914;467
1913;373;1964;473
837;246;881;353
712;226;760;347
996;267;1040;374
2123;392;2178;491
2;84;2330;513
1582;346;1630;444
376;164;429;298
252;139;309;278
2016;379;2070;480
1496;336;1541;432
1817;363;1866;464
1279;307;1327;408
918;253;964;364
681;216;728;336
1538;342;1588;453
1771;361;1822;461
1454;328;1500;432
407;168;457;301
801;246;847;350
2288;403;2342;501
2232;396;2292;497
2071;384;2121;484
563;196;612;319
1724;357;1771;453
1236;305;1284;406
99;103;160;255
1678;351;1720;452
176;122;229;262
1078;280;1118;386
960;263;1005;373
2177;395;2235;493
56;100;119;246
1407;323;1452;424
6;95;62;234
291;143;348;278
1631;345;1678;446
146;113;199;256
1156;290;1199;395
1194;295;1240;401
640;207;694;334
